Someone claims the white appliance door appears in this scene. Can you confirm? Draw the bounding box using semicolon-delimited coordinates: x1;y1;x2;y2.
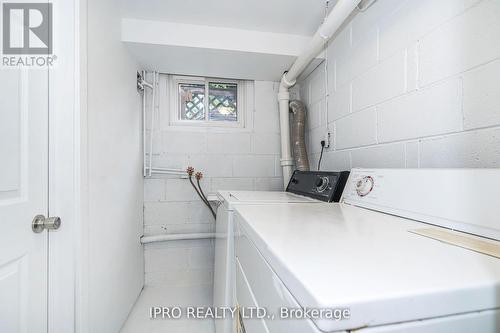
0;68;49;332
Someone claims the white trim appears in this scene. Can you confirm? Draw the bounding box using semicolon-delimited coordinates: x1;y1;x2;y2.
168;74;246;129
75;0;89;331
48;0;80;332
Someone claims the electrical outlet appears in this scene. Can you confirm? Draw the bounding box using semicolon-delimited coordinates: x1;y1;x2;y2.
323;131;331;149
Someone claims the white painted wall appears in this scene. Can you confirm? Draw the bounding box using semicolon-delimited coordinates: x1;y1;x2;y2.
299;0;500;170
143;79;283;287
82;0;144;331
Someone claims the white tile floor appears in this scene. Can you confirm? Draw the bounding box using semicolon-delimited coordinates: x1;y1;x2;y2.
121;284;215;333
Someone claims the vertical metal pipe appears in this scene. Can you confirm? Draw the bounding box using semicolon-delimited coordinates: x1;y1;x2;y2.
148;72;156;177
142;70;147;177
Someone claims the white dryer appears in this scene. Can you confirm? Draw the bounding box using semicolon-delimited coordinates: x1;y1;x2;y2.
233;168;500;333
213;171;349;333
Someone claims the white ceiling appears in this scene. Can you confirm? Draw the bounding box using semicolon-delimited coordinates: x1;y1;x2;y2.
121;0;334;36
122;18;323;81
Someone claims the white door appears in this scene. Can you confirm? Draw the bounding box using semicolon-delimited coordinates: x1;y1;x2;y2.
0;67;49;332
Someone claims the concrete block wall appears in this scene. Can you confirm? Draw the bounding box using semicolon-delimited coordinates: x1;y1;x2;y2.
299;0;500;170
143;79;283;287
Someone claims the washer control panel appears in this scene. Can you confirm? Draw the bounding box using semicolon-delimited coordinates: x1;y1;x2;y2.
341;168;500;240
286;170;350;202
316;176;330;193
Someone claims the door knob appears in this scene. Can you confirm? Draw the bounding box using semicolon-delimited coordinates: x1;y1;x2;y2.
32;215;61;233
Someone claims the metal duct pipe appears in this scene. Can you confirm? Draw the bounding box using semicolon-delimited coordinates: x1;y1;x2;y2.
278;0;362;188
289;100;310;171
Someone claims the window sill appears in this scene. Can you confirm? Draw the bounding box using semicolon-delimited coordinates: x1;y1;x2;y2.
163;124;254;133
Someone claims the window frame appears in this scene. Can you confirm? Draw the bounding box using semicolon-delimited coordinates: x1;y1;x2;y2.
169;75;246;128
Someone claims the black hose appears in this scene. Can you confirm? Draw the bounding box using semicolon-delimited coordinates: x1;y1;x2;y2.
188;175;216;219
189;175;208;204
197;178;216;219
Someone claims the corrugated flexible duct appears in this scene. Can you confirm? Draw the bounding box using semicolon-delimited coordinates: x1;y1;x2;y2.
289;100;310;171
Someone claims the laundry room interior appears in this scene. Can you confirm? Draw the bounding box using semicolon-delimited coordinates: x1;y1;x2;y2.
1;0;500;332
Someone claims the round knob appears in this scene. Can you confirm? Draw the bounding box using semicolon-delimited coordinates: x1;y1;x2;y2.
356;176;374;197
32;215;62;233
316;176;329;192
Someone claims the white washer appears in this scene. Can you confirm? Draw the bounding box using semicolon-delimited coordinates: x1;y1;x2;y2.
213;171;350;333
233;168;500;333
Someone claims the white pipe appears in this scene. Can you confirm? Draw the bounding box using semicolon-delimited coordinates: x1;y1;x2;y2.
284;0;362;85
278;84;294;187
142;70;154;177
142;81;153;89
278;0;362;188
144;73;185;178
142;70;147;177
141;233;215;244
148;72;156;177
150;168;186;176
149;168;188;178
151;167;185;173
150;171;185;175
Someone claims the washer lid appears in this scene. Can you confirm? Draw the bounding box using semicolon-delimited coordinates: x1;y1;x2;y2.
217;190;318;209
234;203;500;332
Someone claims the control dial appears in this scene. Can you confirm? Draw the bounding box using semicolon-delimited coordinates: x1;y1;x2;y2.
315;176;329;193
356;176;374;197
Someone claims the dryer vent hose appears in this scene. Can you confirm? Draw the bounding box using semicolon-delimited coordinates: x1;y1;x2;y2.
289;100;310;171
